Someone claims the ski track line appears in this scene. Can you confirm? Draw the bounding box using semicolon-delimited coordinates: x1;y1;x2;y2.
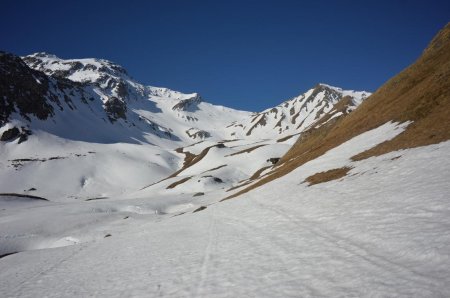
194;208;217;298
7;243;88;297
254;199;443;291
220;214;299;267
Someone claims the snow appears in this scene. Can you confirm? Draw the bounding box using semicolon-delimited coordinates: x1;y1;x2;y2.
1;122;449;297
0;131;180;201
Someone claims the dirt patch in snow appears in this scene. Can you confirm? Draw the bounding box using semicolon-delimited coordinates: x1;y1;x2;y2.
85;197;109;201
193;206;207;213
226;144;266;157
304;167;352;186
246;114;267;136
249;165;272;180
277;133;299;143
201;164;227;174
166;177;192;189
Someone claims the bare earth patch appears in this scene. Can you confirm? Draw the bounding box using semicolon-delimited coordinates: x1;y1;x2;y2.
304;167;352;186
166;177;191;189
226;144;266;157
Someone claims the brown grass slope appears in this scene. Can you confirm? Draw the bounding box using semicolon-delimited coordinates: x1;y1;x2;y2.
223;23;450;201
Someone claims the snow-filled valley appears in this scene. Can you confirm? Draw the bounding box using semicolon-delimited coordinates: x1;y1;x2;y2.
1;43;450;297
1;123;449;297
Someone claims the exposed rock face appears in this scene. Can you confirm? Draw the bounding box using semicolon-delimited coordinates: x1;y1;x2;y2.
172;94;202;111
0;127;20;141
104;97;127;122
0;126;32;143
267;157;280;165
0;52;53;125
115;80;129;99
185;128;210;140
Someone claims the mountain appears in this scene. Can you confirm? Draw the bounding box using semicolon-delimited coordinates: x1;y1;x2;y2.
228;83;368;139
2;52;250;146
3;52;370;145
0;51;369;200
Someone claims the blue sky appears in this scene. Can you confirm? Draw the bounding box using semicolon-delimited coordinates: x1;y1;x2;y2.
1;0;449;111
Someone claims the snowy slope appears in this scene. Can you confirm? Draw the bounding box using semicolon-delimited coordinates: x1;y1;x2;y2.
1;124;449;297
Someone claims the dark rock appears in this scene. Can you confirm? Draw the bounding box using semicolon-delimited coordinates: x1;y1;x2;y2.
193;192;205;197
185;128;210;140
0;193;48;201
116;80;128;99
0;51;54;125
17;134;28;144
193;206;207;213
1;127;20;141
104;96;127;122
267;157;280;165
172;94;202;111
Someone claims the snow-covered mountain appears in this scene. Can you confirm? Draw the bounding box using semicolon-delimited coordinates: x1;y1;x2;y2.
228;83;369;139
0;51;370;200
15;52;250;146
3;52;370;145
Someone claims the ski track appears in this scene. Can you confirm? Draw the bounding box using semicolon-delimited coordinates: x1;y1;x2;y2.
195;208;217;298
7;244;87;298
253;200;440;290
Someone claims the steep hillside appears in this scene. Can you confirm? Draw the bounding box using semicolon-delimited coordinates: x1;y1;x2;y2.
227;22;450;199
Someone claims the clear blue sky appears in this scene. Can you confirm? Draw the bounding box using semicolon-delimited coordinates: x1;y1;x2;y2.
1;0;449;111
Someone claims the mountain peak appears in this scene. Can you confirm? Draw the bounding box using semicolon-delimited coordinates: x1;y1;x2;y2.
30;52;59;59
23;53;129;83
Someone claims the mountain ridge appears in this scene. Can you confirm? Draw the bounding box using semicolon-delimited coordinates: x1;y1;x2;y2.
0;50;370;200
2;51;370;146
